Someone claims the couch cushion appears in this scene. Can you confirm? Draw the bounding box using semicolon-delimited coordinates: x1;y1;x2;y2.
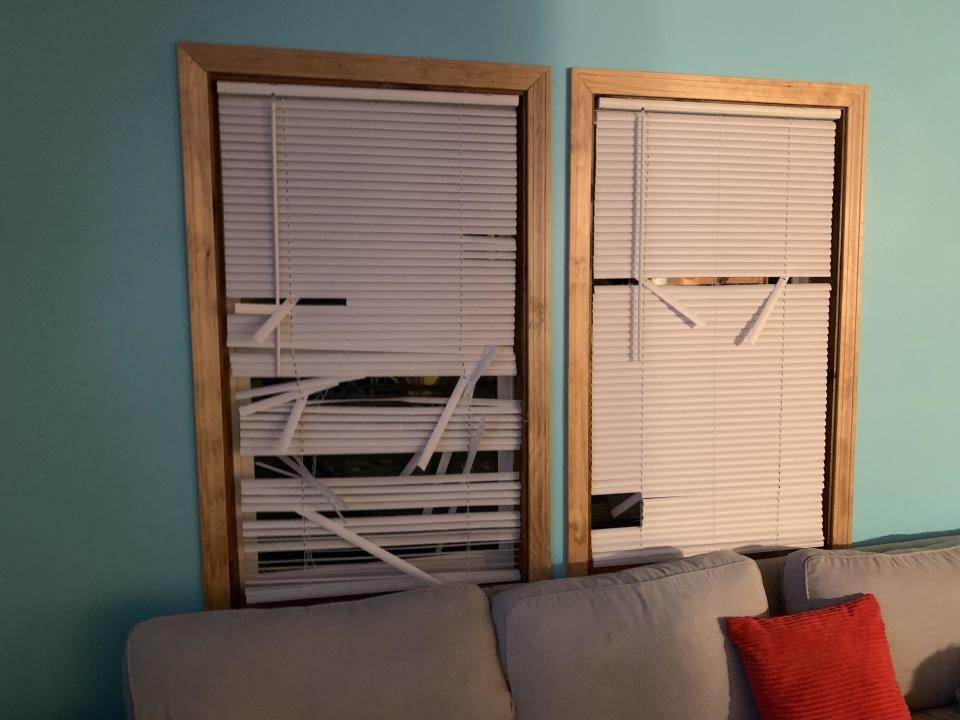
125;583;513;720
754;555;786;615
491;550;767;720
783;541;960;710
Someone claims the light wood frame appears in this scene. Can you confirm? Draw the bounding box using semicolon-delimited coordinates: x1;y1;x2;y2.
567;69;868;576
177;42;551;609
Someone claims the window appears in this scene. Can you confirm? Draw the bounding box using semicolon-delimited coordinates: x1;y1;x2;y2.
178;44;551;608
567;70;868;575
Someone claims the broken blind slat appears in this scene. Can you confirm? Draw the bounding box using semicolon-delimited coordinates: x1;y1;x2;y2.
218;83;521;602
590;100;837;568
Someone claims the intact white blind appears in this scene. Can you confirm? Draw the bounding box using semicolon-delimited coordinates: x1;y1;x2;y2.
594;103;838;280
590;99;837;567
218;82;522;602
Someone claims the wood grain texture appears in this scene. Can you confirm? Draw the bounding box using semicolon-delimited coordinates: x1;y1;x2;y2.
178;43;553;606
180;42;544;93
566;72;596;577
566;68;868;571
521;69;552;581
177;46;235;610
574;68;868;107
825;87;869;548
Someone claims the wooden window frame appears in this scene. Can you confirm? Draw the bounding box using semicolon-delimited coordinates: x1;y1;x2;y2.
567;69;868;576
177;42;551;609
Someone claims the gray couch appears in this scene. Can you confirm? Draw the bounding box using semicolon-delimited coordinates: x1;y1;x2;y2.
125;538;960;719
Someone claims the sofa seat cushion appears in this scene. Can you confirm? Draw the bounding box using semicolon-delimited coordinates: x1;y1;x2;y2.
491;550;768;720
783;541;960;710
125;583;513;720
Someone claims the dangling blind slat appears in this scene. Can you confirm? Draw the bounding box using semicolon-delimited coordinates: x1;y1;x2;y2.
590;99;837;567
218;82;522;602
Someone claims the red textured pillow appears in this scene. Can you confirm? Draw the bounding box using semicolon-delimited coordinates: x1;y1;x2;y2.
726;594;909;720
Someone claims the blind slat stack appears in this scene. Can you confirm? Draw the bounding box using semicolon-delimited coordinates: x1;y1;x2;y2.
218;82;522;602
591;99;839;567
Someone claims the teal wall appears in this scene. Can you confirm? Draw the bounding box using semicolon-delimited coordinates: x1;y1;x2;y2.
2;0;957;716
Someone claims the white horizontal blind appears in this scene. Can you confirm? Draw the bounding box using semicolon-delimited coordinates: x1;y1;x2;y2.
241;471;519;602
239;398;522;456
591;283;830;566
594;106;837;280
220;84;519;378
590;99;837;567
217;82;522;602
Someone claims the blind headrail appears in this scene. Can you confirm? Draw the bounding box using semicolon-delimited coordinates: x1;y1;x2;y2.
598;96;841;120
217;80;520;107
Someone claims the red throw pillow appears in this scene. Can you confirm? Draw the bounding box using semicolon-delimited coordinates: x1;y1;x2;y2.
726;594;909;720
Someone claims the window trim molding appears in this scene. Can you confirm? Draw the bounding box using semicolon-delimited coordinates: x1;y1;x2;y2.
177;42;552;609
567;68;868;576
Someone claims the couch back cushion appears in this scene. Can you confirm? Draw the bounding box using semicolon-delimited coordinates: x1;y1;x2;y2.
490;551;768;720
125;583;513;720
783;540;960;710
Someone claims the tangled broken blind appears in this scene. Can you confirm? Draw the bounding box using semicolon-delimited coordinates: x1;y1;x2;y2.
591;97;840;567
217;81;521;602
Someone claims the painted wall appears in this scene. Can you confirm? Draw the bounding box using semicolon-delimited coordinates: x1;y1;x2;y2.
2;0;957;716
